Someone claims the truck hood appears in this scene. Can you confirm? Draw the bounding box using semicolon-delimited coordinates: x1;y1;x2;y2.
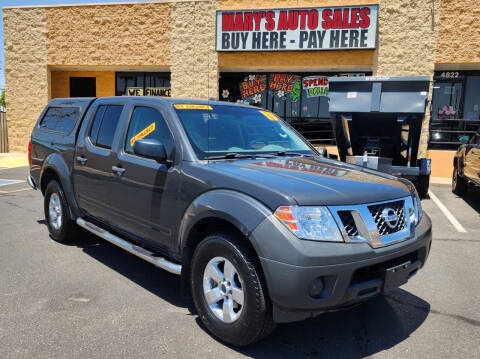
205;156;412;206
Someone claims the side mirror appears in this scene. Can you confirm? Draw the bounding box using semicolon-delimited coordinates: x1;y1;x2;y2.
133;139;167;162
459;135;470;144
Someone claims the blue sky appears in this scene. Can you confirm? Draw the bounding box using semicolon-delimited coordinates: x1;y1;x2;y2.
0;0;153;91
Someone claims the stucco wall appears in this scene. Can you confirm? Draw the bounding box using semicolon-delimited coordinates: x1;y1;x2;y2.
375;0;440;159
436;0;480;65
3;8;49;152
50;71;115;99
45;3;171;67
170;0;218;99
375;1;439;76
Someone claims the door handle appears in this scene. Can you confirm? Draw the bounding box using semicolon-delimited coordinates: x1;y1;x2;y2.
112;165;126;176
76;156;87;165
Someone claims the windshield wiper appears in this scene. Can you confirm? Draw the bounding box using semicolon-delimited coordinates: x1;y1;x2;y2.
205;153;250;160
205;153;273;160
274;151;313;157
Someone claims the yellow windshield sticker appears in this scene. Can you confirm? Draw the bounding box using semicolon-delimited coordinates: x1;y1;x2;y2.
130;122;156;147
174;104;213;110
260;110;280;121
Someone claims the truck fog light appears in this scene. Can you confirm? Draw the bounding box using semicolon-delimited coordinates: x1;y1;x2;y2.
309;277;324;298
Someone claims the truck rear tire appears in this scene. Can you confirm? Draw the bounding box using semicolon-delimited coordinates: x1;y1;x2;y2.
44;180;79;243
416;175;430;199
190;232;275;346
452;165;467;196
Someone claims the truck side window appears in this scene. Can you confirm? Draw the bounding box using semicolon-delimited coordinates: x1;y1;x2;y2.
39;107;80;134
94;105;124;149
89;105;106;144
125;106;172;154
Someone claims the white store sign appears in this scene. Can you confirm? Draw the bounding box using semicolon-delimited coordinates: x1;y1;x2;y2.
216;5;378;52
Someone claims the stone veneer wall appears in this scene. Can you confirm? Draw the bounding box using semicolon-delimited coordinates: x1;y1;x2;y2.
436;0;480;65
45;3;171;67
3;8;49;152
375;0;440;159
170;0;218;99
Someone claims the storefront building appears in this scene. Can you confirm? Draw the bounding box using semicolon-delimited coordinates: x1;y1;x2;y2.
3;0;479;177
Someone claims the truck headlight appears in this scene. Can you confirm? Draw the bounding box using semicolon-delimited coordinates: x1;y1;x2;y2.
274;206;344;242
413;191;423;226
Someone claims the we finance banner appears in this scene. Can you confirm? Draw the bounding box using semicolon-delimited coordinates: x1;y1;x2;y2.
216;5;378;51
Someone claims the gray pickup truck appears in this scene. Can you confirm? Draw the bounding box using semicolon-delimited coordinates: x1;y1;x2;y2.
28;97;432;346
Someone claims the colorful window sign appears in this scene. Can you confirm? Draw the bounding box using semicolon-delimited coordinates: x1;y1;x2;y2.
303;76;329;97
239;74;267;100
216;5;378;51
269;74;302;102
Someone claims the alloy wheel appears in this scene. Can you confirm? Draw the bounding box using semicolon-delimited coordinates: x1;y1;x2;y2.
453;167;458;190
48;193;63;230
202;256;244;324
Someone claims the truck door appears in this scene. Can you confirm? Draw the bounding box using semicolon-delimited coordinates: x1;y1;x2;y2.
464;133;480;184
108;102;179;250
73;101;125;225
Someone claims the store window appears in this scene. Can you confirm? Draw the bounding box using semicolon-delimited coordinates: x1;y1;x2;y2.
70;77;96;97
116;72;171;97
464;76;480;121
430;71;480;149
219;72;367;144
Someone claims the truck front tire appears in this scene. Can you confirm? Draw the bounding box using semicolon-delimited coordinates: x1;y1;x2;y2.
190;232;275;346
44;180;79;242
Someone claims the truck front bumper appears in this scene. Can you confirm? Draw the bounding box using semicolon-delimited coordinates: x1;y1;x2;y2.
250;213;432;323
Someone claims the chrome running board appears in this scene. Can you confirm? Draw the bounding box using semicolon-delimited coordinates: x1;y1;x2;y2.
76;218;182;275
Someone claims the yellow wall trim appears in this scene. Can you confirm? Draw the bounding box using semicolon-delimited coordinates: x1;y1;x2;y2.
50;71;115;99
429;150;456;178
219;50;374;69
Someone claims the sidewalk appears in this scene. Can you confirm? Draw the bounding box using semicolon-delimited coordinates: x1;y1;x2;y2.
0;153;28;169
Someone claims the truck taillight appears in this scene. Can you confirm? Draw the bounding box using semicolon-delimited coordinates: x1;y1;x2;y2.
28;140;32;167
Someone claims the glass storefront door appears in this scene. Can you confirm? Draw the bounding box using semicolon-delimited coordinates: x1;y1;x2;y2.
430;71;480;149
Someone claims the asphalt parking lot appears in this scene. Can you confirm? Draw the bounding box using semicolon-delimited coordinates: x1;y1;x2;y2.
1;166;479;358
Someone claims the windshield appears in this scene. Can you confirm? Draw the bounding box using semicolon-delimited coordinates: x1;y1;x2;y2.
174;104;315;159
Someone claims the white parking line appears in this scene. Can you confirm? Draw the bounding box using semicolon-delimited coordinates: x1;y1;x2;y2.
428;190;467;233
0;179;25;187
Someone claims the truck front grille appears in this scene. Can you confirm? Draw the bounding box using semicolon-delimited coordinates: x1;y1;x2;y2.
329;196;413;248
368;200;406;235
337;211;359;237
